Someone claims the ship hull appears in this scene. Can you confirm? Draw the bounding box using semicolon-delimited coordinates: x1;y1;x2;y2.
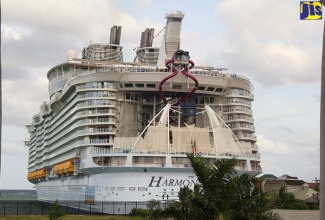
36;167;195;202
36;166;260;202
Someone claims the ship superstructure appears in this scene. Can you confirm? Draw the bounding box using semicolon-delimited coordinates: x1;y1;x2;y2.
25;11;261;203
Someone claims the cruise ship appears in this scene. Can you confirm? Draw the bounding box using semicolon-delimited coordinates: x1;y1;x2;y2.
25;12;262;203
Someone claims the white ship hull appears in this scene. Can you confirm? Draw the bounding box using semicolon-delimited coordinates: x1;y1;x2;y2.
36;165;259;202
37;168;194;202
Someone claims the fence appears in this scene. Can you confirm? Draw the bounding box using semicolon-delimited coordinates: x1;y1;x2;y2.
0;200;159;216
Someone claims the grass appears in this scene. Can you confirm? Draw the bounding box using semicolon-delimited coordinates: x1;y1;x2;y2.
0;215;145;220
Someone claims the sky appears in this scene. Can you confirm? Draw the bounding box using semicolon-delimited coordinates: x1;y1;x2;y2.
1;0;323;189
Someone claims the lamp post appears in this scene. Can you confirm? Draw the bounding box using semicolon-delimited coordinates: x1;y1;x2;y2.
312;192;319;204
321;1;325;219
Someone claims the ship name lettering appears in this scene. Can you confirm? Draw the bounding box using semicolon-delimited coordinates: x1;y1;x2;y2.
148;176;196;187
148;176;163;187
162;179;168;186
175;179;183;186
183;179;190;187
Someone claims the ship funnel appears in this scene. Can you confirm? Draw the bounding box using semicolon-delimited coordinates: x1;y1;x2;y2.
140;28;155;48
110;26;122;45
157;11;185;66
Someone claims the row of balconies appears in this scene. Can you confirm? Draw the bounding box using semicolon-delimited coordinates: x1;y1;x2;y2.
76;82;116;90
224;115;254;123
235;133;257;142
223;108;253;115
228;124;255;132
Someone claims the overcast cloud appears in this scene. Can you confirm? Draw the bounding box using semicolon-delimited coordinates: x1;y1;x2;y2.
1;0;323;189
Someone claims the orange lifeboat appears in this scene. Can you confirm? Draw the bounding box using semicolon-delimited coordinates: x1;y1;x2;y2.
39;168;46;179
63;160;75;175
54;159;74;176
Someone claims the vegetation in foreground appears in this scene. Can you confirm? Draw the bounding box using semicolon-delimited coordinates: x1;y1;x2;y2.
0;215;144;220
2;155;316;220
47;200;65;220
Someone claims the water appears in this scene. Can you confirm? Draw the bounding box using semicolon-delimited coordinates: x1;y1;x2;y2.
0;189;37;201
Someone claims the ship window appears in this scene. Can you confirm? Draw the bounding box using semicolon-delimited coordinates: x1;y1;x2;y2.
147;84;156;88
126;93;130;100
207;87;214;91
215;88;223;92
117;187;125;191
135;83;144;87
138;187;147;191
172;85;182;89
124;83;133;88
129;187;136;191
110;187;115;191
197;86;205;90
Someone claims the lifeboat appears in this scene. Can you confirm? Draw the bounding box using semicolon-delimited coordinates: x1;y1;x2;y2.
54;159;75;176
27;168;47;182
54;164;62;176
62;160;75;175
39;168;46;179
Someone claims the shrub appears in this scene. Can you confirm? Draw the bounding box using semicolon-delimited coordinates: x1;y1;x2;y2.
47;200;65;220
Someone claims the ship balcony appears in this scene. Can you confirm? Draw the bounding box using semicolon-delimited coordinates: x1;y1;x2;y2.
237;134;257;142
93;156;127;167
235;165;248;171
78;102;117;109
251;166;262;172
76;120;117;127
87;138;114;145
223;102;252;107
225;93;254;101
132;162;166;167
78;111;117;118
224;117;254;123
251;144;258;152
223;109;253;115
231;125;255;132
77;130;116;136
245;152;260;159
76;85;117;92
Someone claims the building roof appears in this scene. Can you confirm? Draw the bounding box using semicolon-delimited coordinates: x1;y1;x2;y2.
259;174;277;179
293;187;317;201
278;174;298;180
306;182;319;189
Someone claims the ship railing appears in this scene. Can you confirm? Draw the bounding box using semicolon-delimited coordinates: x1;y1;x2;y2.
251;144;258;151
251;166;262;172
132;163;165;167
245;152;260;159
90;147;260;159
235;165;248;171
74;66;167;79
72;64;252;83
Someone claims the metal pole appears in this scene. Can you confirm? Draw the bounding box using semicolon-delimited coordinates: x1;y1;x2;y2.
320;2;325;219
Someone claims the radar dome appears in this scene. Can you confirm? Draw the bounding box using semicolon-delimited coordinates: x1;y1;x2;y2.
66;49;77;61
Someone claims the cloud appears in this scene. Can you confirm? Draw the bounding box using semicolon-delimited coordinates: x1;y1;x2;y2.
212;0;323;87
2;68;49;127
257;134;290;155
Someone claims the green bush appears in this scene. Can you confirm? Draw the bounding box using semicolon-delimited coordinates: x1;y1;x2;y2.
47;200;65;220
129;208;151;217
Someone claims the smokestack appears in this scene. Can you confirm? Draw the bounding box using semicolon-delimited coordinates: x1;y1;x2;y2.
110;26;122;45
140;28;155;48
